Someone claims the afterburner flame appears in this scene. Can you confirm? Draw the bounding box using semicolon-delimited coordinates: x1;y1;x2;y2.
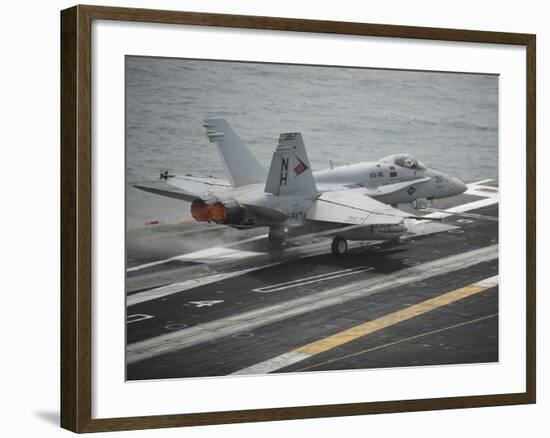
210;202;228;224
190;199;210;222
190;198;242;224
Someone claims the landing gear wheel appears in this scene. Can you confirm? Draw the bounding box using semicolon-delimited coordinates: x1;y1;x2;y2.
331;236;348;256
268;227;286;248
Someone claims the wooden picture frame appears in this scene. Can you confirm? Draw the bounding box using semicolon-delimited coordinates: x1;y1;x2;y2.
61;4;536;433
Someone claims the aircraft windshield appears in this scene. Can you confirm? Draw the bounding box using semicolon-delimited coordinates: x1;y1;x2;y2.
383;154;427;170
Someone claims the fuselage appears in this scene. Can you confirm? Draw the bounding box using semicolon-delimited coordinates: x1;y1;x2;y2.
187;154;467;241
313;157;466;205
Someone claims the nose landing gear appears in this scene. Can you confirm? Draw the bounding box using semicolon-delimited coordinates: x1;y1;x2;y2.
331;236;348;256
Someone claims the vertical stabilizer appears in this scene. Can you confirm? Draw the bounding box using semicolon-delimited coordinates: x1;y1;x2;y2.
265;133;318;196
203;119;266;187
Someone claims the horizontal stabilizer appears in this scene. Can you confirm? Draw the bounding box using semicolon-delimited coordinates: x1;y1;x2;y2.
134;174;232;203
133;185;198;202
166;175;232;198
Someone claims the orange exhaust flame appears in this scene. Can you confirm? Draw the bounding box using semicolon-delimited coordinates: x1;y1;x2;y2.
190;199;210;222
210;202;228;224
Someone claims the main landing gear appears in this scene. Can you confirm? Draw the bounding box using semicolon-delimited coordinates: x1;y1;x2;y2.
331;236;348;256
268;227;286;248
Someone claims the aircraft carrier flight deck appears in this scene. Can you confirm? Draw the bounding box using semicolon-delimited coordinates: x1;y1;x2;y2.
126;179;499;380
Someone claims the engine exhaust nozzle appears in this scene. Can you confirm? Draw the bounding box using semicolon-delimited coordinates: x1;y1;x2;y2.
209;202;228;224
190;197;245;225
190;199;211;222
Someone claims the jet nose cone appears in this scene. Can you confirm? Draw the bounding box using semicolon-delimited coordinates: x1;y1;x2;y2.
452;177;467;195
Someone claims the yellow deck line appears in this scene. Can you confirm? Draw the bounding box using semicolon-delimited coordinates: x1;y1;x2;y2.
296;313;498;372
296;282;494;355
233;275;498;375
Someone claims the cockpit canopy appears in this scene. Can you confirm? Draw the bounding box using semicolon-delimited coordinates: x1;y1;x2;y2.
381;154;427;170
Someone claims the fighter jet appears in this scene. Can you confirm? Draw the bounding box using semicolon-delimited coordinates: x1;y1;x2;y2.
135;119;467;255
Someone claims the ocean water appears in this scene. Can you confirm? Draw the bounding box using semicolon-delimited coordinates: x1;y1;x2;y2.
126;56;498;227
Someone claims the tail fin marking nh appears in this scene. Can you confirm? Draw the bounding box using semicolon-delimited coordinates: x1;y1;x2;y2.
264;132;318;196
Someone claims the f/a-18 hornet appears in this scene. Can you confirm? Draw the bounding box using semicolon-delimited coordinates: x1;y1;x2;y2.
136;119;467;255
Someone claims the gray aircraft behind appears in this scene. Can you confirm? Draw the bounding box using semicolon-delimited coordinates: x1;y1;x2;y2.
135;119;467;255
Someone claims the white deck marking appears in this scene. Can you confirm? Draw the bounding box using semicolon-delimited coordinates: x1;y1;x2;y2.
126;314;154;324
425;208;498;221
127;264;279;307
471;178;496;186
188;300;224;308
176;247;261;261
464;185;499;199
234;274;499;375
420;197;499;222
126;234;267;272
126;244;498;364
234;352;311;375
253;266;373;293
474;275;499;288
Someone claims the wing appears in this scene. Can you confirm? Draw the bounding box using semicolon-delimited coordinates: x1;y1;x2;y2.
306;188;414;226
134;175;232;202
